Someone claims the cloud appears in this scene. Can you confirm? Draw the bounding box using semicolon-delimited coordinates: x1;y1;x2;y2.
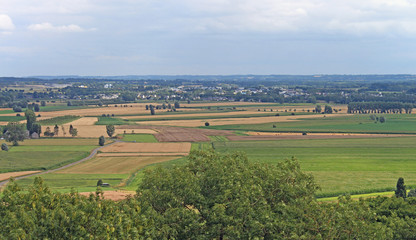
27;22;90;32
0;14;15;31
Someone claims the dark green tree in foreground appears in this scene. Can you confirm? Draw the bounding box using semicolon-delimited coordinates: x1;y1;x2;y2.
98;136;105;146
106;125;115;138
3;122;28;146
395;177;406;198
137;151;388;239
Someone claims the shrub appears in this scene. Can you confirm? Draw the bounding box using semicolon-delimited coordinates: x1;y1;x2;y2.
99;136;105;146
205;122;210;127
1;143;9;151
97;179;103;187
302;132;307;135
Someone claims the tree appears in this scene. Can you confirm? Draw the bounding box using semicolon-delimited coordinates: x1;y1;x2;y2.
31;123;42;136
4;122;29;146
99;136;105;146
44;127;54;137
174;101;180;108
40;101;46;107
149;105;155;115
380;116;386;123
324;105;333;114
97;179;103;186
69;127;78;137
106;125;115;138
1;143;9;151
53;125;59;136
34;104;40;112
61;125;66;137
395;177;406;198
137;151;321;239
315;105;322;113
25;109;37;134
205;122;210;126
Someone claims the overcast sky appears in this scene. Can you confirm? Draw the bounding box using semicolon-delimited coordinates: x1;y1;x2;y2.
1;0;416;76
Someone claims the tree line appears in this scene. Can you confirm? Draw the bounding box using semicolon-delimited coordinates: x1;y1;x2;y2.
348;102;413;114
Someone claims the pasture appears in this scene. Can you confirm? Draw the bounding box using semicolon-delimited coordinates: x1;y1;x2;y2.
211;137;416;197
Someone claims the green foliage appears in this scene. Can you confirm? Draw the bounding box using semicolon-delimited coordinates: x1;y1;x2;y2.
122;134;158;142
97;179;103;186
69;124;78;137
315;105;322;113
1;143;8;151
324;105;333;114
0;178;144;239
204;121;209;126
137;151;390;239
98;136;105;146
395;177;406;198
25;109;36;133
4;122;28;146
106;124;115;138
38;115;80;126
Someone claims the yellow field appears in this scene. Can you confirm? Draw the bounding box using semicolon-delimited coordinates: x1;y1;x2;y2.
100;142;191;154
137;114;349;127
120;110;276;120
58;156;179;174
0;171;40;181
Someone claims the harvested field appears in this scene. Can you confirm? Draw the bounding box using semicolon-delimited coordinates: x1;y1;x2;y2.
79;191;135;201
115;127;157;135
59;156;179;174
100;142;191;154
68;117;98;125
182;102;277;107
246;132;413;137
138;114;349;127
0;171;41;181
97;153;188;157
120;110;273;119
117;125;234;142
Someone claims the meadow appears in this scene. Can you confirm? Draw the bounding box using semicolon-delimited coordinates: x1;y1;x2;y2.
211;137;416;197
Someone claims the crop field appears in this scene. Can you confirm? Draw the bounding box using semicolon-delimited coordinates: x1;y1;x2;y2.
0;171;40;181
209;137;416;197
100;142;191;154
37;115;81;125
209;114;416;134
58;156;178;174
122;134;158;142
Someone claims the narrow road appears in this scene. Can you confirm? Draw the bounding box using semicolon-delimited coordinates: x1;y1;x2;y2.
0;140;120;188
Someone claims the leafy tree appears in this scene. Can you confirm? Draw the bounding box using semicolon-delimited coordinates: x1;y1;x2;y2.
25;109;36;134
44;127;54;137
4;122;28;146
106;125;115;138
40;100;46;107
34;104;40;112
315;105;322;113
205;122;210;126
1;143;8;151
97;179;103;186
380;116;386;123
69;127;78;137
324;105;333;114
61;125;66;137
98;136;105;146
53;124;59;136
395;177;406;198
31;123;42;135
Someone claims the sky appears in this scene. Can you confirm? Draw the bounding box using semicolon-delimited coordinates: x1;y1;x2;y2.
1;0;416;76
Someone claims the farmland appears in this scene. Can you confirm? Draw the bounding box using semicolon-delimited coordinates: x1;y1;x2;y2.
0;95;415;200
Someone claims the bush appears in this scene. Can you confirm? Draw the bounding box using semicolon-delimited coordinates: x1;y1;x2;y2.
1;143;8;151
205;122;210;127
99;136;105;146
380;116;386;123
302;132;307;135
97;179;103;187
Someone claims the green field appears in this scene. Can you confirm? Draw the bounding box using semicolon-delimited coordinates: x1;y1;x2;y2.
17;173;128;192
95;117;133;125
122;134;158;142
0;139;96;173
37;115;81;125
209;114;416;134
0;115;25;121
206;137;416;197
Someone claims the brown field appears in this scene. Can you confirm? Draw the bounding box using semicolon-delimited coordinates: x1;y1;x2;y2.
68;117;98;125
100;142;191;154
116;125;234;142
181;102;277;107
120;110;277;120
58;156;179;174
0;171;41;181
227;133;413;141
79;191;135;201
137;114;349;127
